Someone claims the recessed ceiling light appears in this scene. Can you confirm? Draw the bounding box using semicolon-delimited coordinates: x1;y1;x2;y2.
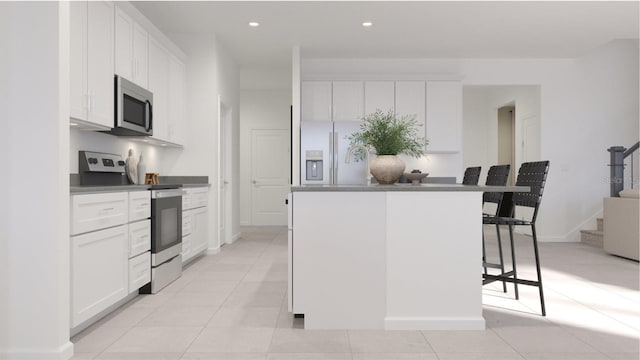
161;144;167;146
70;122;78;126
248;21;260;27
362;22;373;27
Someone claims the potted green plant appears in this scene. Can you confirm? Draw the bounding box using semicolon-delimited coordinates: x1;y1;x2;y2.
348;109;427;184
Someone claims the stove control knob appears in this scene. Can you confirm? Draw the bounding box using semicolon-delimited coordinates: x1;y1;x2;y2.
117;160;125;166
88;157;98;164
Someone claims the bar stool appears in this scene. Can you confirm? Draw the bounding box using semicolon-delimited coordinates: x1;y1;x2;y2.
462;166;482;185
483;161;550;316
482;165;511;293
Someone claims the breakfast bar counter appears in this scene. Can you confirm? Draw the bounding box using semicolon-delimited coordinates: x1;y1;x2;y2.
288;183;527;330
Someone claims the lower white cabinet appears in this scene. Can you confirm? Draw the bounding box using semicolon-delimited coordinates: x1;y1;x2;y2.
128;252;151;293
190;207;208;256
70;190;151;329
182;207;208;263
182;186;209;264
71;225;128;327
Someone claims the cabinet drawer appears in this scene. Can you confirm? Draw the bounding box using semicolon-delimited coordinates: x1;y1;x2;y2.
182;211;193;236
129;191;150;222
189;187;209;209
182;233;192;263
129;219;150;258
71;192;128;235
128;252;150;293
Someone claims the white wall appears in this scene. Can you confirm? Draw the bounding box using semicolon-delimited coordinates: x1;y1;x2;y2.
239;68;291;225
1;2;73;358
302;39;639;242
215;38;241;242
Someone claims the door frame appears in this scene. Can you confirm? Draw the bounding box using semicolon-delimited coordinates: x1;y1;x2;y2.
217;96;233;246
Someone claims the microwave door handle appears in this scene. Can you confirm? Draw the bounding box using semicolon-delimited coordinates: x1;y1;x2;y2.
145;100;153;132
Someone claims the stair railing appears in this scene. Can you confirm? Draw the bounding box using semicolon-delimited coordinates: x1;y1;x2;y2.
608;141;640;197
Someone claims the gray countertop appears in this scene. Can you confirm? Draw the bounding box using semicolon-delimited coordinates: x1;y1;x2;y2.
70;175;210;193
291;184;529;192
70;184;211;193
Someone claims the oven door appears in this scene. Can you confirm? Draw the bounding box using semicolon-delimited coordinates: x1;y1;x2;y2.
151;189;183;265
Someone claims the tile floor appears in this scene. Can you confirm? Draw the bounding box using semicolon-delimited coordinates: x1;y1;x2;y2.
71;226;640;360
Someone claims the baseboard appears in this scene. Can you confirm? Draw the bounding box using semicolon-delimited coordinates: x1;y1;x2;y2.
206;246;221;255
384;316;485;330
226;232;241;245
0;341;74;360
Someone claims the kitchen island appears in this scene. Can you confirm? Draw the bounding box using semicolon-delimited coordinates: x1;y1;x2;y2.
288;183;527;330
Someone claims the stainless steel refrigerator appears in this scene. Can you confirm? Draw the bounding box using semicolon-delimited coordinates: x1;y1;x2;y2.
300;121;368;185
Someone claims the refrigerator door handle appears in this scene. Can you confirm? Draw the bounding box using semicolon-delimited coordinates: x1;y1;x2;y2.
328;131;333;184
334;132;339;184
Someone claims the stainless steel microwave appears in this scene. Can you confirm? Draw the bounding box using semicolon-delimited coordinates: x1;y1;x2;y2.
109;75;153;136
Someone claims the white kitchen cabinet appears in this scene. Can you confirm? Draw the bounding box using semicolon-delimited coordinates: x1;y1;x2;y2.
182;187;210;264
129;219;151;257
70;192;128;236
332;81;364;121
190;207;209;257
395;81;426;146
114;6;132;80
426;81;462;153
114;6;148;88
71;224;128;327
364;81;395;115
148;35;170;142
167;54;186;144
301;81;332;122
128;252;151;293
128;191;150;222
70;0;114;129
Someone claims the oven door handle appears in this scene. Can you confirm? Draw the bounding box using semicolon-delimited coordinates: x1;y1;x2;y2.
152;189;185;199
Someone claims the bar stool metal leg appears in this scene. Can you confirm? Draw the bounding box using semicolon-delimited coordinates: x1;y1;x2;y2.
531;223;546;316
507;223;519;300
495;224;507;293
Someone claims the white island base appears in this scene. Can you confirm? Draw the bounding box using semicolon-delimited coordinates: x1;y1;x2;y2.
290;186;489;330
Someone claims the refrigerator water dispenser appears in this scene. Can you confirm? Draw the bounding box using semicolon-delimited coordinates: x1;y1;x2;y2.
305;150;324;181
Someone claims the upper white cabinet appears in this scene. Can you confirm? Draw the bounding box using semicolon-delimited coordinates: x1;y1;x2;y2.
167;54;187;145
332;81;364;121
395;81;426;133
70;0;114;129
114;6;148;88
148;36;185;146
148;35;170;141
301;81;332;121
301;81;364;122
364;81;395;115
426;81;462;153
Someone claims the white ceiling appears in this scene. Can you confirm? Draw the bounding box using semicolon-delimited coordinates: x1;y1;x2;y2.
132;1;639;69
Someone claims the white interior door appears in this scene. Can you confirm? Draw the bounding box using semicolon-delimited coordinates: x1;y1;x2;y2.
251;129;290;225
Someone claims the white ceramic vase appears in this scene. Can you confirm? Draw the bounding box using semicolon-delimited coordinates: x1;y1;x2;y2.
137;153;146;185
370;155;405;184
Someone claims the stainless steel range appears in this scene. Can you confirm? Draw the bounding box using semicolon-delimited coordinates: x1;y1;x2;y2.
141;186;183;294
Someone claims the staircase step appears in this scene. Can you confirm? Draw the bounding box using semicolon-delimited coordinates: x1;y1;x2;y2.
597;217;603;231
580;229;603;248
